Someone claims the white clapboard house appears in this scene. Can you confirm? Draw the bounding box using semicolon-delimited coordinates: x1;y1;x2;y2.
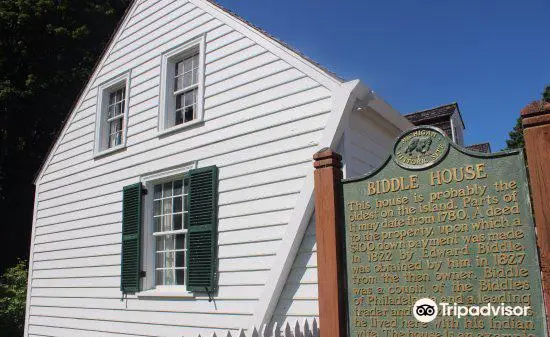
25;1;412;336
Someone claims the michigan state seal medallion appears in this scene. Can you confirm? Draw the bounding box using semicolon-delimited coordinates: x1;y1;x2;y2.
393;126;449;169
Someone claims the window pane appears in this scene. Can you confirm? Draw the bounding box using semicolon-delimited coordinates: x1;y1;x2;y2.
184;106;194;123
153;200;161;216
153;184;162;199
115;102;124;116
176;269;185;285
183;90;194;106
164;268;174;285
183;57;193;71
175;61;184;76
164;235;175;251
173;180;183;195
163;214;172;231
176;234;185;250
156;270;163;285
109;133;120;148
165;270;175;285
165;251;175;268
163;198;172;214
109;119;118;134
107;105;115;119
163;182;172;198
173;196;182;213
109;92;116;104
174;76;183;91
156;236;163;252
154;216;161;232
156;252;164;268
192;69;198;85
176;251;185;267
116;88;125;102
182;71;192;88
175;93;183;110
173;214;182;230
175;109;183;126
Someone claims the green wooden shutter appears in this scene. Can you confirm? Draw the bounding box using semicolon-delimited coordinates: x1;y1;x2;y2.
121;183;143;293
186;166;219;292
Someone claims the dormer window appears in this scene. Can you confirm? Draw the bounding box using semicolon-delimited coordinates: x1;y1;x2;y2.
159;36;205;133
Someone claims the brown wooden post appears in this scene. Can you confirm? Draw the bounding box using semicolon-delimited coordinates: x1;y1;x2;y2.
313;148;346;337
521;100;550;336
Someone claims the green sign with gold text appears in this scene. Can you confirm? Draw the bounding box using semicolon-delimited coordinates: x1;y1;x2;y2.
342;126;546;337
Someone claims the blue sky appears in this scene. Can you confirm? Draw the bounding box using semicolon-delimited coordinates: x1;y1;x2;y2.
216;0;550;150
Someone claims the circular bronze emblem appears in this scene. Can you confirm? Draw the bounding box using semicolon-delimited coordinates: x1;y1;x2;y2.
393;126;449;170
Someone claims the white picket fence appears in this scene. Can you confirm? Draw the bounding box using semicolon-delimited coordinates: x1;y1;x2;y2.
197;318;320;337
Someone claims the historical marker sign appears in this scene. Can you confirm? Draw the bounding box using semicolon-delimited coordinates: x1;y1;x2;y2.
342;126;546;337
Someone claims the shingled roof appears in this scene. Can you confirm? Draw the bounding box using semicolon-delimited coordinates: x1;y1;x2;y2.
466;143;491;153
404;102;464;128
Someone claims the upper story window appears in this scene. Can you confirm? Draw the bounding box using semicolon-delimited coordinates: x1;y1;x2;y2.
94;72;131;156
159;36;205;133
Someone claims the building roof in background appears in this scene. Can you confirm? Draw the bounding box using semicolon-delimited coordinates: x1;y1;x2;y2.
466;143;491;153
404;102;465;129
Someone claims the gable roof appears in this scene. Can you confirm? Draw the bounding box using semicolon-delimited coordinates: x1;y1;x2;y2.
35;0;346;184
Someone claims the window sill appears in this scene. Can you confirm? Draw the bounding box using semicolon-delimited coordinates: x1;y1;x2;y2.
94;144;126;159
157;118;203;138
136;289;194;299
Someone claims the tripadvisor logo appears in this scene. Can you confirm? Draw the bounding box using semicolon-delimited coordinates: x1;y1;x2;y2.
412;298;531;323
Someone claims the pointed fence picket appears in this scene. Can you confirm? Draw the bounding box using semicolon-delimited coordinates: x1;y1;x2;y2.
196;318;320;337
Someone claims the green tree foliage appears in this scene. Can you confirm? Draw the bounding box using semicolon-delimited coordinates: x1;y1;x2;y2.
0;260;27;337
0;0;130;271
505;85;550;150
505;117;525;150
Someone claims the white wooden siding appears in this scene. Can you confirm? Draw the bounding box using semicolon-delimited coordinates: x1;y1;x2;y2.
345;107;401;178
272;216;318;327
28;0;336;336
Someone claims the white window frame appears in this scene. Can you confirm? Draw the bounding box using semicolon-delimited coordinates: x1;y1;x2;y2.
137;162;196;298
94;71;131;157
158;35;205;136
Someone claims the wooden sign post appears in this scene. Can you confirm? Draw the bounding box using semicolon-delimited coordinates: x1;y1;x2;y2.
313;148;346;337
521;101;550;337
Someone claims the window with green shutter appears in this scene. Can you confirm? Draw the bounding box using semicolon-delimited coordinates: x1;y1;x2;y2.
124;165;219;295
